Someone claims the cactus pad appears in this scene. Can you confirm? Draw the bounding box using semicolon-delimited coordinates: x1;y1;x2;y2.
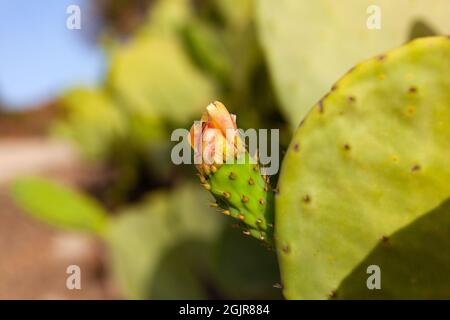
202;154;274;243
257;0;450;127
276;37;450;299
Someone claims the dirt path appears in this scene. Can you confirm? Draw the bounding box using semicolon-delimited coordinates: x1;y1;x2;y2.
0;138;79;184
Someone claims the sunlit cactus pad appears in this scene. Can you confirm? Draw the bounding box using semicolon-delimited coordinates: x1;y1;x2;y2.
206;156;274;243
276;36;450;299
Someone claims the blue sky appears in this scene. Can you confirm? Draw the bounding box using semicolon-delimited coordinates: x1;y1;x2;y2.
0;0;106;109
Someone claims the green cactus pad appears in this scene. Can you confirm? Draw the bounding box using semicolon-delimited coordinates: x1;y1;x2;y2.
276;37;450;299
55;88;127;159
11;177;108;234
107;183;223;299
257;0;450;128
203;154;274;243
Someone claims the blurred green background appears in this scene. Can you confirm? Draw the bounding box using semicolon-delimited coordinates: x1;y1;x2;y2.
0;0;286;300
0;0;448;299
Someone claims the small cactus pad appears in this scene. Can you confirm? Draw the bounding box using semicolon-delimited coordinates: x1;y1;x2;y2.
276;37;450;299
202;154;274;243
257;0;450;128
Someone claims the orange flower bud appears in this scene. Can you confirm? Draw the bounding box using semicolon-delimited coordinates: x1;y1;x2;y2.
189;101;244;173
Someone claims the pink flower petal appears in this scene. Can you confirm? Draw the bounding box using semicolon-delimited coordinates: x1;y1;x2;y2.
206;101;236;134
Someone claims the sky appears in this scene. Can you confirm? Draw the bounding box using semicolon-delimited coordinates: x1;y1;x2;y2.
0;0;106;110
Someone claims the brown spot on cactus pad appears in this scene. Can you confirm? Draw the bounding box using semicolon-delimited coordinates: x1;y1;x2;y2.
408;86;418;93
303;195;311;203
282;244;290;254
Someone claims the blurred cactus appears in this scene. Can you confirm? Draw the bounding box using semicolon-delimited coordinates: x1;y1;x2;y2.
10;0;286;300
181;0;287;135
54;0;286;205
257;0;450;127
11;0;449;301
337;197;450;299
11;178;281;299
213;227;282;299
107;34;216;125
106;184;223;299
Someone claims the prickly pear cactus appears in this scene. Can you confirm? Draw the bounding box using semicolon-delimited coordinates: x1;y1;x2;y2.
276;37;450;299
188;102;275;243
107;183;223;299
205;154;274;243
